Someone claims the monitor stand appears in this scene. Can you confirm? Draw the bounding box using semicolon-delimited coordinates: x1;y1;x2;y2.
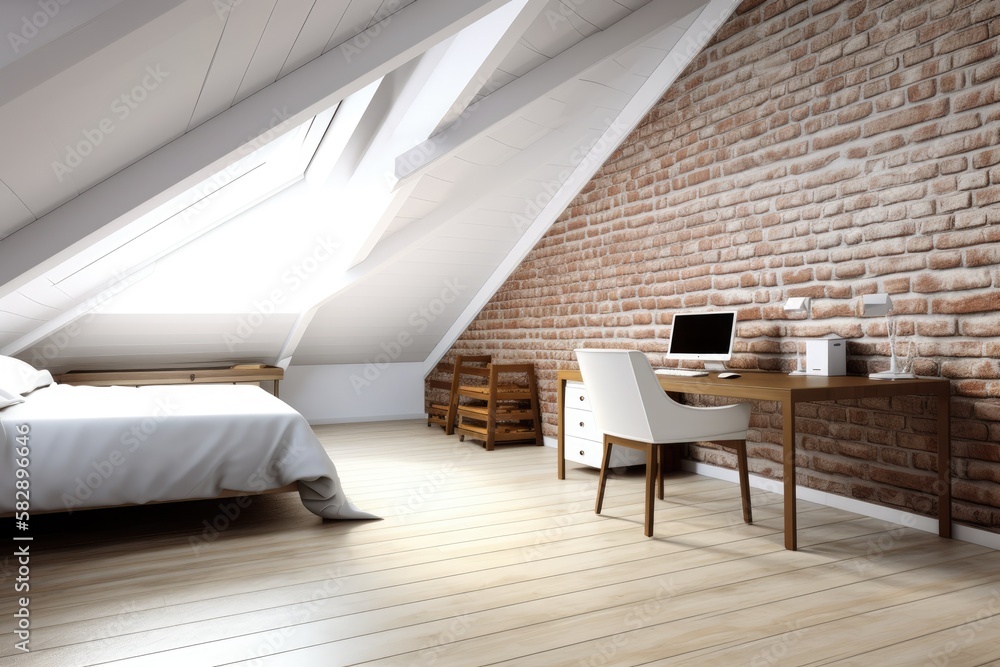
704;361;727;372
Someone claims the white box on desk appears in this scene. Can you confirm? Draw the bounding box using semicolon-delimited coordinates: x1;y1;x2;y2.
805;335;846;376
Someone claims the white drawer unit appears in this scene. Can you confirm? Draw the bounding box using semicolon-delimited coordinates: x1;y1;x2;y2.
563;381;645;469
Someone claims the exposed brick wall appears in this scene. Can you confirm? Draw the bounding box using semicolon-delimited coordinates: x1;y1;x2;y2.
429;0;1000;532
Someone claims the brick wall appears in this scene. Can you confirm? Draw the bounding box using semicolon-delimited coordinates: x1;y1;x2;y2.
429;0;1000;532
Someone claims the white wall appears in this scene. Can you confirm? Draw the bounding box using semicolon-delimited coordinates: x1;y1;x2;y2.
281;362;426;424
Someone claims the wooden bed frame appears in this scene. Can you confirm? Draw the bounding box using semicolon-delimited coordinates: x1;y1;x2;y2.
1;484;300;519
2;364;296;518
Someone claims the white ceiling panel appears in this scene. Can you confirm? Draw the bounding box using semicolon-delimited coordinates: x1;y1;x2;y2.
12;278;75;311
408;174;459;205
278;0;352;77
518;95;572;129
520;2;598;56
486;114;555;151
452;135;522;167
572;0;642;29
0;310;45;337
394;196;439;220
233;0;317;104
1;292;62;323
493;40;549;79
323;0;418;52
438;222;522;243
0;101;75;218
187;0;279;128
0;180;33;239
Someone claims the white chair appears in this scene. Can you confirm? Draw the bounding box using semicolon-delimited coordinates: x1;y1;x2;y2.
574;349;753;537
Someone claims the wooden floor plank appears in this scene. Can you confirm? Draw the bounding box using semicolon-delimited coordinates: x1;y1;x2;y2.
0;420;994;667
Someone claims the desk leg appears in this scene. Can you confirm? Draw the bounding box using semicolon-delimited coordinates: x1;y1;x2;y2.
783;399;797;551
937;392;951;539
557;379;566;480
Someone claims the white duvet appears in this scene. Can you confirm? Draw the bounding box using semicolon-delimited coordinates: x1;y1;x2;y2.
0;383;375;520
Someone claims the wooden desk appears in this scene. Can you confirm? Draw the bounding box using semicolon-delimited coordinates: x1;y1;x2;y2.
556;370;951;551
54;365;284;397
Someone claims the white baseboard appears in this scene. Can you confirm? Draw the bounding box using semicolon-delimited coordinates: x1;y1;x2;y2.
309;413;427;426
682;460;1000;552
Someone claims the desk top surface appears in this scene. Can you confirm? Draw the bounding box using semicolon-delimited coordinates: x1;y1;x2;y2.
558;369;950;401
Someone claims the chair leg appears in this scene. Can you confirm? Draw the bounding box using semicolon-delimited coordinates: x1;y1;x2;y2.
595;437;614;515
736;440;752;524
644;445;656;537
656;446;664;500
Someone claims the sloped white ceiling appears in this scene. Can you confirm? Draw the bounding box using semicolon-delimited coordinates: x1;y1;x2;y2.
0;0;737;374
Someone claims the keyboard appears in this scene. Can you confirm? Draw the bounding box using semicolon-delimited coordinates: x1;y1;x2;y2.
654;368;708;377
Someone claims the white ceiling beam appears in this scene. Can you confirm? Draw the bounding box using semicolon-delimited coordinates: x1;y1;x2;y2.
431;0;547;132
304;81;381;188
394;0;706;184
0;0;509;300
341;5;528;268
421;0;741;375
0;0;190;108
338;0;547;270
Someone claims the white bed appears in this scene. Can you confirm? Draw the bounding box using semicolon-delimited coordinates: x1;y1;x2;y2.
0;356;374;520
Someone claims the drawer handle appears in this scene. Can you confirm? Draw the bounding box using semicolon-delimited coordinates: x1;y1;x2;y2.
579;422;585;427
580;450;585;456
189;373;196;382
578;396;585;401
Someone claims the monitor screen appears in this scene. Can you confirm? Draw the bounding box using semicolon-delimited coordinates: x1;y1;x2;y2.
666;311;737;362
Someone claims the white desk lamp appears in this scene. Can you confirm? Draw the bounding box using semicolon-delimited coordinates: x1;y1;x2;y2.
862;293;915;379
784;297;811;375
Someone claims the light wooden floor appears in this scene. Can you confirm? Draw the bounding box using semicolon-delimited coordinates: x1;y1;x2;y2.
3;420;1000;666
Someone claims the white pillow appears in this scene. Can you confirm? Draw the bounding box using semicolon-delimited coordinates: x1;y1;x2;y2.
0;355;54;396
0;387;25;409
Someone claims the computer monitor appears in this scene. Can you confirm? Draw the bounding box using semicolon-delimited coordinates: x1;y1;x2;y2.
666;311;737;369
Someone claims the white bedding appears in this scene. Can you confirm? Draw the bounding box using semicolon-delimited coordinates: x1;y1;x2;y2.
0;383;375;520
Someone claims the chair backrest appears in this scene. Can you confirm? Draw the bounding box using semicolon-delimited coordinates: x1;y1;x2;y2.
575;349;751;443
574;349;678;443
